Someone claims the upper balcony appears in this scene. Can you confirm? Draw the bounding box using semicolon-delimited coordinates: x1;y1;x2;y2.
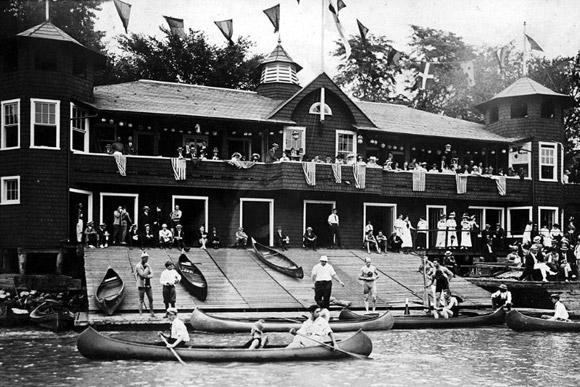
70;153;531;202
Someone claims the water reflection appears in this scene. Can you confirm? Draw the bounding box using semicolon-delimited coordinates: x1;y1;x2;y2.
1;327;579;387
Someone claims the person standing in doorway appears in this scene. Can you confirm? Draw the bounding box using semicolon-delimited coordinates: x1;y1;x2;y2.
113;206;122;244
170;205;182;234
359;257;380;312
120;206;132;245
311;255;344;309
135;252;155;317
327;208;342;248
76;203;84;244
265;143;279;163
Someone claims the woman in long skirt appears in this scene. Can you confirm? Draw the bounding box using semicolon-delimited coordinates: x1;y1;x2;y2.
436;215;447;249
460;214;472;249
401;216;414;251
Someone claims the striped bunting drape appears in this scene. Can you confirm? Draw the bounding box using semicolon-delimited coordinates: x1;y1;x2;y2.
332;163;342;183
456;174;468;194
113;152;127;176
412;170;425;191
302;162;316;186
171;158;187;180
493;175;507;196
353;163;366;189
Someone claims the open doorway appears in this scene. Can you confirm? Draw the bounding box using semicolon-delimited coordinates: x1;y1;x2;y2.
240;198;273;245
172;196;208;246
70;189;93;243
303;200;336;248
363;203;396;242
426;205;446;249
99;193;139;240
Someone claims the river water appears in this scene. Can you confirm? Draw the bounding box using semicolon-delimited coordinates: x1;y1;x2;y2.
1;326;579;387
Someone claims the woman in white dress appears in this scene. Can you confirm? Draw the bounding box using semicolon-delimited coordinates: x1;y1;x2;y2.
522;221;533;245
446;213;458;248
401;216;414;251
436;214;447;249
460;214;472;248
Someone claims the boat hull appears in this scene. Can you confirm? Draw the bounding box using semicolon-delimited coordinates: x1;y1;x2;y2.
251;238;304;279
30;300;74;332
506;309;580;332
77;326;372;362
95;267;125;316
339;307;506;329
176;254;208;301
190;307;394;333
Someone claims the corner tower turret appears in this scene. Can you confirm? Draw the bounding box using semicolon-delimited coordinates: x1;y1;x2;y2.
256;42;302;100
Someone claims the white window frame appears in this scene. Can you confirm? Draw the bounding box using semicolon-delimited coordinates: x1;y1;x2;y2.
172;195;209;231
282;126;306;155
240;198;274;246
335;130;357;158
508;141;531;179
426;205;446;247
99;192;139;226
30;98;60;149
507;206;532;237
539;141;557;182
363;202;397;241
309;102;332;116
70;103;89;152
1;175;20;205
468;206;505;234
1;99;20;150
538;206;559;229
70;188;94;223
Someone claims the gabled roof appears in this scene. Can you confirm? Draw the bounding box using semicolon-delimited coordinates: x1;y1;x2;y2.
261;43;302;72
17;21;83;47
93;80;294;124
477;77;573;110
356;101;520;143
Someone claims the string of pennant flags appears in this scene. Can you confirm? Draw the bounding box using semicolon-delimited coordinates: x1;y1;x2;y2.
112;0;546;89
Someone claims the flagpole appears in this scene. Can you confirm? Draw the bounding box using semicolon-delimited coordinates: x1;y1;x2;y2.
321;0;326;73
523;21;528;76
45;0;50;22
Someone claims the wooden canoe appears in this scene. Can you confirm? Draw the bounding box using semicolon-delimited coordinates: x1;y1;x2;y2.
95;267;125;315
77;326;372;362
30;300;74;332
506;309;580;332
176;254;208;301
339;307;506;329
189;307;394;333
251;238;304;279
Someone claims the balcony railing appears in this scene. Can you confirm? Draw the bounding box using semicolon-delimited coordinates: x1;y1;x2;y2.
70;153;531;201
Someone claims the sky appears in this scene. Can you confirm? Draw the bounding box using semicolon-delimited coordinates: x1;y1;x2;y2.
94;0;580;84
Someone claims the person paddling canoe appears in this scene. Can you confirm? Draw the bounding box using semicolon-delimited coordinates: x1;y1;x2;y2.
158;308;190;348
286;305;337;349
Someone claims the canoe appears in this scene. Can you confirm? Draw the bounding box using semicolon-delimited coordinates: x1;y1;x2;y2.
189;307;394;333
506;309;580;332
95;267;125;315
30;300;74;332
251;238;304;279
77;326;372;362
339;307;506;329
0;304;29;327
176;254;208;301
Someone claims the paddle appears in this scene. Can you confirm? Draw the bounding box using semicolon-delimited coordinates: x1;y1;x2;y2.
158;333;186;365
294;332;370;360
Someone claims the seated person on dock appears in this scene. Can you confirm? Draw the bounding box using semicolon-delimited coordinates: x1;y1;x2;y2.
376;231;387;253
542;294;569;321
506;244;522;265
197;226;208;250
490;284;512;309
433;289;459;319
303;227;317;250
286;305;337;349
97;222;110;248
519;243;557;282
442;251;458;274
275;226;290;251
248;319;268;350
235;227;248;248
210;227;220;249
364;230;380;254
84;221;98;248
141;224;156;248
158;224;173;249
388;231;402;253
158;308;190;348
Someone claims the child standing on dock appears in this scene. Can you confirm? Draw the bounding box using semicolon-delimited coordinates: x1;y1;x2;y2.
160;261;181;316
135;252;155;317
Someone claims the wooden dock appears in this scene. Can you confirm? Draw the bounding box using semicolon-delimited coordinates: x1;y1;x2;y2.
80;246;492;328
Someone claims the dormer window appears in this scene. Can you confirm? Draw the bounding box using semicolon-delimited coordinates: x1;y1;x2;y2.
510;101;527;118
541;100;555;119
309;102;332;116
489;106;499;123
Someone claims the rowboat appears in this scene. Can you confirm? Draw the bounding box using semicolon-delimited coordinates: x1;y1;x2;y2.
77;326;372;362
506;309;580;332
251;238;304;279
95;267;125;315
176;254;208;301
189;307;394;333
30;300;74;332
339;307;506;329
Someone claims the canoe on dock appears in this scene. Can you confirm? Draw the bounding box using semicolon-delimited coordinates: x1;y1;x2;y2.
189;307;394;333
30;300;74;332
95;267;125;315
76;326;372;362
176;254;208;301
506;309;580;332
251;238;304;278
339;307;506;329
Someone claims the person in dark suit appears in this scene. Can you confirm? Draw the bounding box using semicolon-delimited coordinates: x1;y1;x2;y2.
265;143;279;163
303;227;317;250
274;225;290;251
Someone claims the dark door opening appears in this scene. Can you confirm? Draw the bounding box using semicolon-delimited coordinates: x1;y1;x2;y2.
174;198;206;246
365;205;394;242
242;201;270;245
70;192;90;243
101;195;137;240
428;206;446;249
305;203;334;248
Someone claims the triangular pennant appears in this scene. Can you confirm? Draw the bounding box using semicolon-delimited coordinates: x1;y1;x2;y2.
525;34;543;52
387;47;401;67
164;16;186;38
356;19;369;48
459;60;475;87
113;0;131;34
328;1;351;59
263;4;280;33
215;19;234;44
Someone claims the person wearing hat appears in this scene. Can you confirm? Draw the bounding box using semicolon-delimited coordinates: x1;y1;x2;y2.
490;284;512;309
251;153;261;162
158;223;173;249
141;224;156;248
359;257;380;312
84;221;98;248
265;143;279;163
459;214;472;249
274;225;290;251
519;243;557;282
287;304;338;349
442;250;458;274
139;206;152;231
506;244;522;265
558;241;576;281
235;226;248;249
97;222;110;248
159;261;181;315
303;227;318;251
563;169;571;184
542;294;569;321
248;319;267;350
435;214;447;249
196;225;208;250
135;252;155;317
327;208;342;249
311;256;344;309
158;308;190;348
446;213;458;248
173;224;187;251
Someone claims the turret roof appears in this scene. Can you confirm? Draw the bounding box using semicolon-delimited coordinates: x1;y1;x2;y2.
261;43;302;72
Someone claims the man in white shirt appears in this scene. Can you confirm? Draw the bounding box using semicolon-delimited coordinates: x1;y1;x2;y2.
490;284;512;309
159;261;181;314
327;209;342;248
311;255;344;308
159;308;190;348
549;294;569;321
286;305;337;348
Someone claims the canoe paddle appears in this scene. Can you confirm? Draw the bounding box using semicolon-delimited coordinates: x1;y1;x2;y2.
158;333;186;365
294;332;370;360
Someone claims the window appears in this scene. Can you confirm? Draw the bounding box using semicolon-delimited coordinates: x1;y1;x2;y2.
335;130;356;158
1;176;20;205
507;206;532;237
70;104;89;152
538;207;559;230
510;101;527;118
309;102;332;116
31;99;60;149
508;141;531;178
469;207;505;235
1;99;19;149
282;126;306;155
539;142;557;181
489;106;499;123
541;100;555;119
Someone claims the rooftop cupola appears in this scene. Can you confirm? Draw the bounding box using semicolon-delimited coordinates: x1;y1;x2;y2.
256;41;302;100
